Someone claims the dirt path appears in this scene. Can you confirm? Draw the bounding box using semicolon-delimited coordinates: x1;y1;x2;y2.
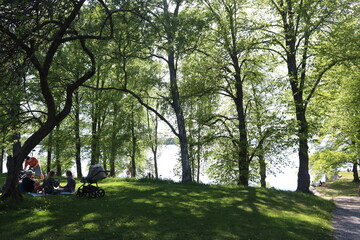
330;196;360;240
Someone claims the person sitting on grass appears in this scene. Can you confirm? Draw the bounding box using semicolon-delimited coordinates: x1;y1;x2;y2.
42;170;59;194
33;181;43;193
22;170;36;193
59;171;76;193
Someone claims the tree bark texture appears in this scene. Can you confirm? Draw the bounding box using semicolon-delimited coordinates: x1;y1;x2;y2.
280;0;311;193
168;51;192;182
353;163;359;182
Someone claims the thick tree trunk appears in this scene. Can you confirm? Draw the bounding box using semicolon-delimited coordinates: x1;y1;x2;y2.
233;56;249;186
0;0;103;200
352;163;359;182
2;134;22;200
2;155;22;200
1;121;60;200
296;109;311;192
282;4;311;193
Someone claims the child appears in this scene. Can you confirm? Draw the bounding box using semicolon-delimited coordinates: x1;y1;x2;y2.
59;171;76;193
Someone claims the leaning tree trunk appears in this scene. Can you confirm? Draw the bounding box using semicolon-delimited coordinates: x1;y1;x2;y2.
2;121;63;200
0;0;110;200
168;51;192;182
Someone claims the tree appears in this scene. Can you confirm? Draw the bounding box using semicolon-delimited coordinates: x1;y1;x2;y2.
265;0;357;192
0;0;113;200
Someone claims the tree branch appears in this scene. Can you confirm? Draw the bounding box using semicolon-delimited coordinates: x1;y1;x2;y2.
81;85;179;137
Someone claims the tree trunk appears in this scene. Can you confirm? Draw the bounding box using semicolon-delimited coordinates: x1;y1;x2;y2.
2;134;22;200
0;135;5;174
162;1;192;182
232;55;249;186
196;139;201;184
296;109;311;192
46;132;53;174
259;153;266;188
109;111;117;177
90;108;99;166
353;163;359;182
130;106;137;178
151;112;159;179
168;51;192;182
0;0;103;200
109;122;117;177
282;3;311;193
74;91;82;178
55;125;62;176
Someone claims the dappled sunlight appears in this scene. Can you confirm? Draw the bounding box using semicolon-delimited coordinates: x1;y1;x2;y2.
0;179;335;239
25;226;52;239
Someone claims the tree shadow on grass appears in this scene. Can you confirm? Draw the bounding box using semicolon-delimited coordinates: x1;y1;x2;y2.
0;181;334;240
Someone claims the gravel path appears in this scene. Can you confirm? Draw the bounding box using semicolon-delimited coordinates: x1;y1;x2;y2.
331;197;360;240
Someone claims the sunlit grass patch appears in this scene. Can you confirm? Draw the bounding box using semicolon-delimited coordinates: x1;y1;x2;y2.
315;171;359;197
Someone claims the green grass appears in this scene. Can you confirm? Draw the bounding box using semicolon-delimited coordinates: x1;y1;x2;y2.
0;174;335;240
315;171;360;197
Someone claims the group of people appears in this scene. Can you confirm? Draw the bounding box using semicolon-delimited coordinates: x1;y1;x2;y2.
21;156;76;194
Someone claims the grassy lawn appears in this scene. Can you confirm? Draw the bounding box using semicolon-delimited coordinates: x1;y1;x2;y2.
0;174;334;240
315;171;360;197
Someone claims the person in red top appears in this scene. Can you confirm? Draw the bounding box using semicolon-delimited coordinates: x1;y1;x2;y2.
24;156;44;180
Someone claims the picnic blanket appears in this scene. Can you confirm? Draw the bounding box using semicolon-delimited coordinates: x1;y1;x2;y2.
27;192;75;197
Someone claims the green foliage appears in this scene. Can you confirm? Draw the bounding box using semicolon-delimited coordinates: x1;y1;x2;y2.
1;0;359;191
310;150;355;181
0;176;334;240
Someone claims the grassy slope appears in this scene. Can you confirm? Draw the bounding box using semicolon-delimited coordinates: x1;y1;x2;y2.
0;174;334;240
315;171;359;197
